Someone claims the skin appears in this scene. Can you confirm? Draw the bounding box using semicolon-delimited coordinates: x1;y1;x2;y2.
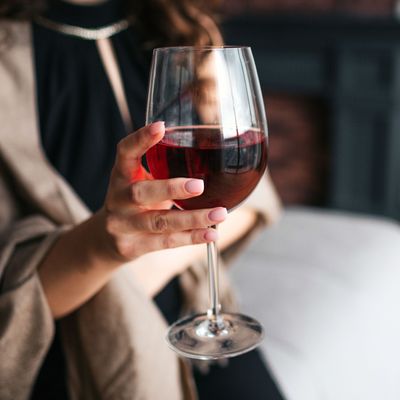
38;0;258;318
38;122;257;318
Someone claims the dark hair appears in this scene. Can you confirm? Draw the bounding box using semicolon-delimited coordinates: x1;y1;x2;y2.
0;0;223;47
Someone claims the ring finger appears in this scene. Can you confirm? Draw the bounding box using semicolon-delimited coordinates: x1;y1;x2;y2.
109;207;228;234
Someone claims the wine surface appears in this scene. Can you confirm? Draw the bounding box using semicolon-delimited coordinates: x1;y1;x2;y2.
146;126;268;210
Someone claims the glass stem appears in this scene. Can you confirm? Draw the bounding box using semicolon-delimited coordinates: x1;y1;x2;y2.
207;225;221;323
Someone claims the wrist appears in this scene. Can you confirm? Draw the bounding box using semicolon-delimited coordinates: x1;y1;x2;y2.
37;212;124;318
87;208;131;268
75;210;124;270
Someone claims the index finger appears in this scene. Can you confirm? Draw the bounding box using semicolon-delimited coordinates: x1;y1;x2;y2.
114;121;165;180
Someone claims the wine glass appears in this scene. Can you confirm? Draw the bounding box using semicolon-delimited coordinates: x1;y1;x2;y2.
145;46;268;360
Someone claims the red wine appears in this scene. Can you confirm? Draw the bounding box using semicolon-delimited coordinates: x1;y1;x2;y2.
146;126;268;210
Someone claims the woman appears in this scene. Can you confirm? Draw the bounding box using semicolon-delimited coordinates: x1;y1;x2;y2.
0;0;283;399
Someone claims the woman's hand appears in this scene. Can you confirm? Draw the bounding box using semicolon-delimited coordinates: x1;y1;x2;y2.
38;122;227;318
97;121;227;262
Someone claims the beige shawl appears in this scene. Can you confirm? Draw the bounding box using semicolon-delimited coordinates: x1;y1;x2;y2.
0;21;281;400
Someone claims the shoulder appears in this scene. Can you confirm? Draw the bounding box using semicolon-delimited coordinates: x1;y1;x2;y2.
0;19;32;85
0;19;31;52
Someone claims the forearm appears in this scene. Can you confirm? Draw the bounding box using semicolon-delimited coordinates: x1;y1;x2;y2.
38;211;121;319
218;207;258;250
38;205;257;317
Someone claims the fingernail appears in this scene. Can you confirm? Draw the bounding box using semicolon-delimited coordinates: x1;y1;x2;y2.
185;179;204;194
204;229;218;242
149;121;165;135
208;207;227;223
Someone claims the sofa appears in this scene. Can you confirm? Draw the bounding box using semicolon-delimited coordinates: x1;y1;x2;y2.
230;207;400;400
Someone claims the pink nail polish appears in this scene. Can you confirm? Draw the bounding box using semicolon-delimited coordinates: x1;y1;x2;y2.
208;207;228;222
204;230;218;242
185;179;204;194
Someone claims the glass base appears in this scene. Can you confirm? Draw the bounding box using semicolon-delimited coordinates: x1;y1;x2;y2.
166;312;264;360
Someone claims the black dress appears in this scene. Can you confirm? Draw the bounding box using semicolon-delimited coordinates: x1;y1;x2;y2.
30;1;284;399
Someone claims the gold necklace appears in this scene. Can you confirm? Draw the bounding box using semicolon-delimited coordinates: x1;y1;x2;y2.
34;15;131;40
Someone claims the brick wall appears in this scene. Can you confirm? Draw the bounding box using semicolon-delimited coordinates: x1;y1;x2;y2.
266;95;329;206
335;0;395;15
222;0;395;16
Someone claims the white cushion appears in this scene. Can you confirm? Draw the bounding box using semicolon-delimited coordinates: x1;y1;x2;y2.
230;207;400;400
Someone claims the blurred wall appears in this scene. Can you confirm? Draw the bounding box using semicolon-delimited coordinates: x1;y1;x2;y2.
221;0;395;16
222;1;400;220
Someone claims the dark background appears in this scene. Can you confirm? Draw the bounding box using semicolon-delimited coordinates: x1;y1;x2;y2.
220;0;400;220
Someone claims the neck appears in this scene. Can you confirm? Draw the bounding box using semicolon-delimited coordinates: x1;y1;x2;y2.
43;0;125;30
